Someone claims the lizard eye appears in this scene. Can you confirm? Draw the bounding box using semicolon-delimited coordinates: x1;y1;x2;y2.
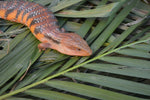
77;48;81;51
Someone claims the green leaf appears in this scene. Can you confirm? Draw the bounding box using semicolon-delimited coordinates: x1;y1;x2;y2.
98;21;143;55
51;0;84;12
129;43;150;51
115;48;150;58
0;33;41;92
15;62;64;89
34;0;53;6
45;80;146;100
55;2;119;18
84;63;150;79
65;72;150;96
6;97;33;100
25;89;86;100
100;56;150;69
91;0;139;52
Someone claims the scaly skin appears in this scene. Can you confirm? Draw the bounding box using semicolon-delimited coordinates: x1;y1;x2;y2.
0;0;92;56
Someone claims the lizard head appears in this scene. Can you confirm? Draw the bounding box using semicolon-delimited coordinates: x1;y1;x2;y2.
53;33;92;56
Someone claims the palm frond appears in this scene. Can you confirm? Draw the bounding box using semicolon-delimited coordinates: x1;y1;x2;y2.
0;0;150;100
